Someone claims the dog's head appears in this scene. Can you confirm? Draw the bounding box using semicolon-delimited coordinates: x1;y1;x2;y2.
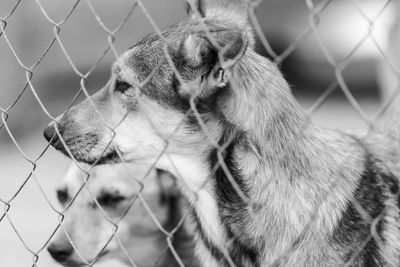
43;0;257;168
47;163;176;266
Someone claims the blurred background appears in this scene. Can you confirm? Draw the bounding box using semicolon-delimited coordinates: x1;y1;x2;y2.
0;0;399;266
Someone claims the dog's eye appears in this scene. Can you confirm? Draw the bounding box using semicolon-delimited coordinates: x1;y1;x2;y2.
115;79;132;93
97;193;126;207
56;188;70;204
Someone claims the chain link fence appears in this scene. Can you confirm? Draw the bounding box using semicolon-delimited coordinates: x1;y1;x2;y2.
1;0;400;266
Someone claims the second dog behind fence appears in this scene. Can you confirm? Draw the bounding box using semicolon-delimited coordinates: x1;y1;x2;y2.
47;163;198;267
43;0;400;266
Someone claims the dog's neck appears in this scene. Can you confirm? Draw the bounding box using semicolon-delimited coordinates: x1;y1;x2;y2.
222;50;307;156
217;50;314;184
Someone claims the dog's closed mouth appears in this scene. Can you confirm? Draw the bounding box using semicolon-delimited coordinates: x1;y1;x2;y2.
67;148;121;166
45;135;121;165
59;250;110;267
52;142;121;166
90;149;121;165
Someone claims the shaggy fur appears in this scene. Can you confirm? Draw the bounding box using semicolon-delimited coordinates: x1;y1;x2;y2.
44;0;400;266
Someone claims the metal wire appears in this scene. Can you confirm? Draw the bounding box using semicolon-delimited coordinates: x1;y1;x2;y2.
1;0;399;266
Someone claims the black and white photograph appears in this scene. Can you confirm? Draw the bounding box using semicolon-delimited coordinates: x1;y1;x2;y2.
1;0;400;266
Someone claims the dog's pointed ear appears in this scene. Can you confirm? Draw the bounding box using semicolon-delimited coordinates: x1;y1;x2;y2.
186;0;249;24
184;30;248;68
181;29;248;97
196;0;249;24
185;0;205;18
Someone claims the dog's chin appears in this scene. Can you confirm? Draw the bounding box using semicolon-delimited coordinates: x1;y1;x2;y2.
56;252;109;267
78;150;122;165
56;260;87;267
53;143;122;165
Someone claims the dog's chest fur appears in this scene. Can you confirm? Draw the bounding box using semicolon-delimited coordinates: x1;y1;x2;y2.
186;127;400;267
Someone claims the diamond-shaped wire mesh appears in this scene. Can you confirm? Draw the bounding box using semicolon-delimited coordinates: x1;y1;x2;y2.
1;0;400;266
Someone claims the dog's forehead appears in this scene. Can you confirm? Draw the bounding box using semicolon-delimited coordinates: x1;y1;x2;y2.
113;51;140;85
116;20;206;78
115;43;165;87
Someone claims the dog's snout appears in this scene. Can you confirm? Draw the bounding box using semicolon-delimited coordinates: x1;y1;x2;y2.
43;123;61;147
47;242;74;262
43;123;56;141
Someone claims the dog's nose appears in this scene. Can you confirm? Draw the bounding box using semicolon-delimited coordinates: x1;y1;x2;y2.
47;242;74;262
43;123;59;145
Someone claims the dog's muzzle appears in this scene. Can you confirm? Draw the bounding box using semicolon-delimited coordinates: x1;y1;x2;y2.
43;122;64;151
47;241;74;263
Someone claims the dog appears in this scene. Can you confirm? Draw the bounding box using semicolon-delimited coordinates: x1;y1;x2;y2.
47;163;197;267
43;0;400;266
